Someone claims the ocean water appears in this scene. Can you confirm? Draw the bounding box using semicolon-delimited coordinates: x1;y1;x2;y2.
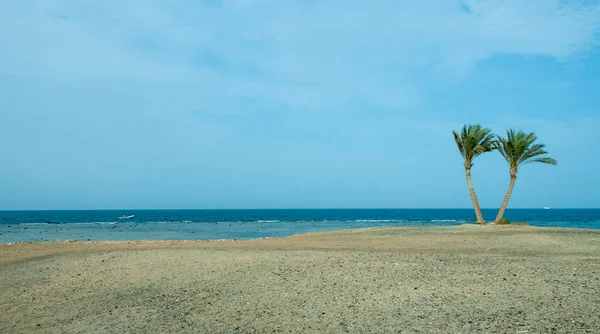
0;209;598;243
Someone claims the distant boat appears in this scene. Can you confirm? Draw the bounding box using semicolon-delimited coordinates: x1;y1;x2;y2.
543;207;550;210
118;215;135;219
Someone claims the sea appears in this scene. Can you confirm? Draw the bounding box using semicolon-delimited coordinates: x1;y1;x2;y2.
0;209;598;243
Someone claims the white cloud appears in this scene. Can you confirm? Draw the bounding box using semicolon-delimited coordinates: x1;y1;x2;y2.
1;0;599;109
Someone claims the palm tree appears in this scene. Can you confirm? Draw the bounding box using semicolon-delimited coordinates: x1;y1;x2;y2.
493;130;557;224
453;124;495;224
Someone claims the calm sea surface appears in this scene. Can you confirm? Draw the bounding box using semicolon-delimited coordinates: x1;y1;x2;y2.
0;209;598;243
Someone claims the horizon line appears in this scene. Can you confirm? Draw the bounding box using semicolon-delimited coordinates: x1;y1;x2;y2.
0;208;598;212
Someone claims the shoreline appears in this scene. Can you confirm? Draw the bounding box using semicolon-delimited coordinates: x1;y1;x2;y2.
2;223;599;244
2;224;599;264
2;216;598;245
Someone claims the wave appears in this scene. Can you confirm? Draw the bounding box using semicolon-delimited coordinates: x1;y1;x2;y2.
18;223;52;226
431;220;457;222
72;222;119;225
15;221;120;226
352;219;396;223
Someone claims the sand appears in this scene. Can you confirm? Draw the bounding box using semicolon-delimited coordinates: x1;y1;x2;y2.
1;224;599;333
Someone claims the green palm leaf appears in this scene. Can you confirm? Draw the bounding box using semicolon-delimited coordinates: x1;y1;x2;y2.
452;124;495;168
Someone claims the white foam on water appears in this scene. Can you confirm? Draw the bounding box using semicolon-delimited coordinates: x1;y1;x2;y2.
353;219;396;223
72;222;119;225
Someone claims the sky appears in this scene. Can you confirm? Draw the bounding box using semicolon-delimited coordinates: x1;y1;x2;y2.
1;0;599;210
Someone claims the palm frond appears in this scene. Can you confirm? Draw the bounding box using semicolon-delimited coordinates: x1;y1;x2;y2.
453;131;466;159
496;129;557;171
519;144;549;165
521;157;558;166
493;137;510;163
453;124;495;167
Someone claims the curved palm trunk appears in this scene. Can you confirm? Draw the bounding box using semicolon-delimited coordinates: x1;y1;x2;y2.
494;175;516;224
465;168;485;224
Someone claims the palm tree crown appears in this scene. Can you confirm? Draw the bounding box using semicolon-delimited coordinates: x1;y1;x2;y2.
453;124;496;169
494;130;557;176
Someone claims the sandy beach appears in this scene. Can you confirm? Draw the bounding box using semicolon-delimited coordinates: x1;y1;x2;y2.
1;224;599;333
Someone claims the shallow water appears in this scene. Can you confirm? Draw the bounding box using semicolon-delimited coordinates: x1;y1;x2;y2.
0;209;598;243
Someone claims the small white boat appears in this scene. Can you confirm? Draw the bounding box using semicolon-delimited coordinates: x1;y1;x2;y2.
118;215;135;219
543;207;550;210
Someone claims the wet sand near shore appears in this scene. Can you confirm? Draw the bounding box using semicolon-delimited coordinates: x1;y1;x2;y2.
1;225;599;333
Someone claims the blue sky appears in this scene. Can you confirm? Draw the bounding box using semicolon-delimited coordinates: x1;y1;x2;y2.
1;0;599;210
